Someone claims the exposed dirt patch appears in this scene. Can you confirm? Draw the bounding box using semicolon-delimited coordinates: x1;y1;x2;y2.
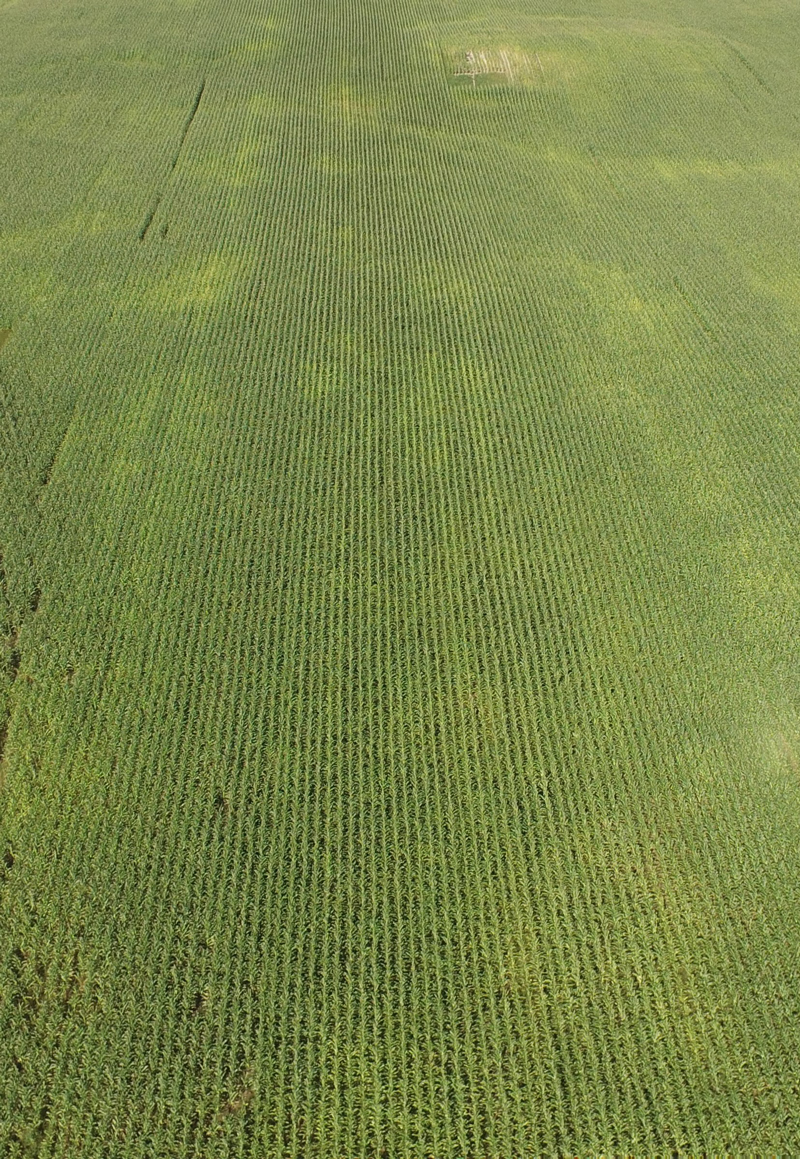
449;47;540;86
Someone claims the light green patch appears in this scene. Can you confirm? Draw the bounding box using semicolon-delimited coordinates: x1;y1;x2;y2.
315;152;348;180
226;30;276;62
653;157;782;183
327;84;379;129
296;358;345;400
148;254;237;314
762;717;800;783
567;255;661;400
226;139;264;189
750;268;800;326
0;213;94;311
245;92;278;119
732;533;799;609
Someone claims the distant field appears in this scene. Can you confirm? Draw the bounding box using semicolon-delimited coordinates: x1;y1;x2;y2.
1;0;799;1153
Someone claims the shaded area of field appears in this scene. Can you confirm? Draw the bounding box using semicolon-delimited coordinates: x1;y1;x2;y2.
1;0;799;1153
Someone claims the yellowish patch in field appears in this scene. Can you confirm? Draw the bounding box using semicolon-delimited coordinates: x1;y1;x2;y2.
731;532;799;609
245;93;278;118
1;211;91;258
315;152;348;181
682;454;797;627
150;255;236;314
226;139;264;189
653;157;781;183
227;30;277;62
764;721;800;780
0;328;11;352
297;358;345;400
750;268;800;328
534;45;590;84
568;257;660;384
684;456;733;516
328;84;378;128
571;256;650;311
107;453;146;494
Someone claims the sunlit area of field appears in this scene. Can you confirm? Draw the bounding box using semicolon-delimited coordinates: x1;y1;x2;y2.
1;0;799;1152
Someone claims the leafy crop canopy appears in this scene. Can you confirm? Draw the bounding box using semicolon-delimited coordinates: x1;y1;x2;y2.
0;0;799;1153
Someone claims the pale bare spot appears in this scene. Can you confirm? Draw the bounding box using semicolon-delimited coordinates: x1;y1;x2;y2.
450;47;537;86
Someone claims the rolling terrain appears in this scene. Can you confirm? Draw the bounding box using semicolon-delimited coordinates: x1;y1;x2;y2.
1;0;800;1152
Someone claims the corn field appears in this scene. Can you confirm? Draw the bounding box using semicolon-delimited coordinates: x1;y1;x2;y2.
1;0;799;1153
